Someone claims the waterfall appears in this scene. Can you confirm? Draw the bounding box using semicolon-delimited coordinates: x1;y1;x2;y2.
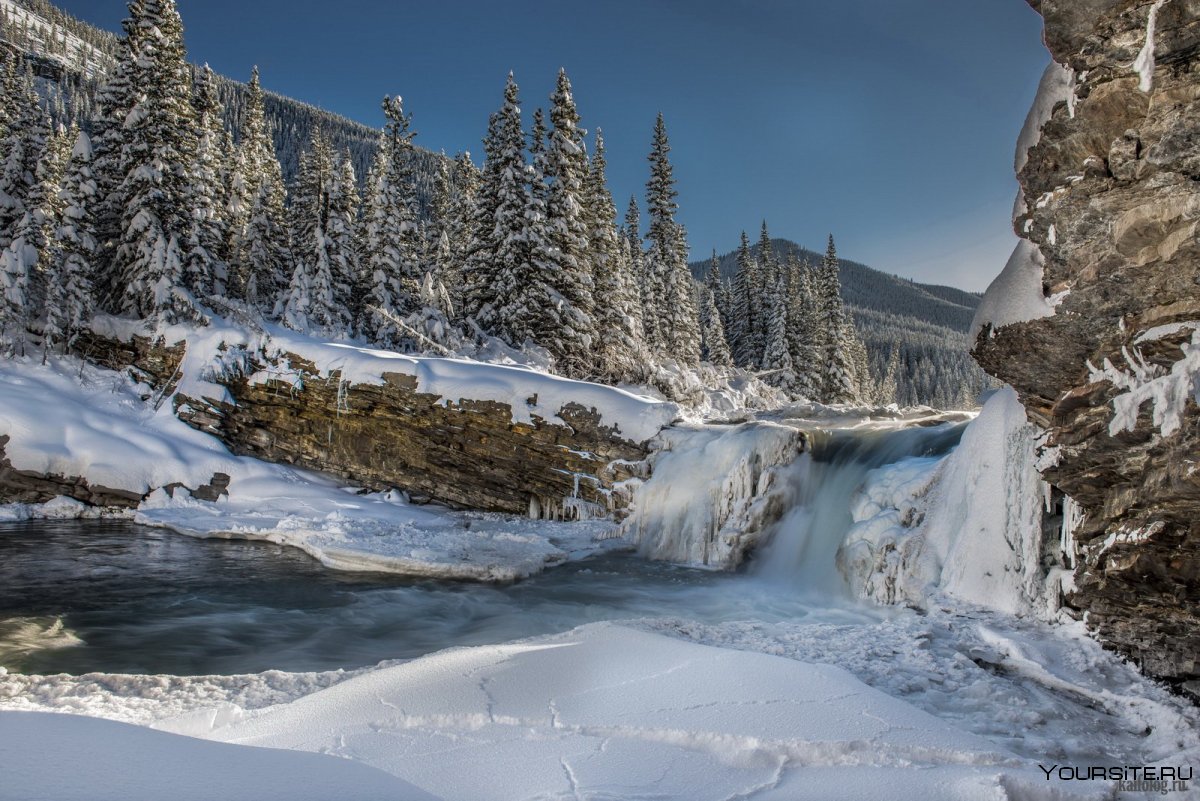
751;424;967;594
626;419;966;581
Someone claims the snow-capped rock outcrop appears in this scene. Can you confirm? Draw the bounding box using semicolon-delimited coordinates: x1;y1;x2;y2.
35;319;678;518
973;0;1200;682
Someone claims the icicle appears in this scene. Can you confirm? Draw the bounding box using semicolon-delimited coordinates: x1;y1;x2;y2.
1133;0;1166;93
1060;496;1084;568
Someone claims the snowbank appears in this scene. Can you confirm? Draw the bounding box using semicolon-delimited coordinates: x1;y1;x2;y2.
839;388;1062;617
0;357;620;581
1015;61;1073;173
0;711;439;801
969;239;1058;341
622;422;804;568
180;622;1101;801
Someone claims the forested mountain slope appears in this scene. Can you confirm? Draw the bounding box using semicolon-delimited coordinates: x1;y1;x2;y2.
692;239;989;407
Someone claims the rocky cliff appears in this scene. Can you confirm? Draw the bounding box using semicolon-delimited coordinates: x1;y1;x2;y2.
973;0;1200;683
69;328;666;519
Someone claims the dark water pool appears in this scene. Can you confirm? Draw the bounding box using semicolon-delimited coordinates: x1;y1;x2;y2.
0;521;876;676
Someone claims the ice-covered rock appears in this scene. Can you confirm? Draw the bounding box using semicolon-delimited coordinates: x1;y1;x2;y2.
622;422;804;569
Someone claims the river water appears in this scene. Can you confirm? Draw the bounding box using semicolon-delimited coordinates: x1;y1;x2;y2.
0;521;892;676
0;423;964;677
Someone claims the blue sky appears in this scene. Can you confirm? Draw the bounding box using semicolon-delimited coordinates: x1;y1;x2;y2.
56;0;1049;291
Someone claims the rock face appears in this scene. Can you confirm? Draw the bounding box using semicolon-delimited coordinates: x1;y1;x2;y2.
974;0;1200;682
75;332;652;518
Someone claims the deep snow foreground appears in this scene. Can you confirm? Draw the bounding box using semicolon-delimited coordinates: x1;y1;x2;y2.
5;617;1194;801
0;356;621;581
0;622;1137;801
0;711;438;801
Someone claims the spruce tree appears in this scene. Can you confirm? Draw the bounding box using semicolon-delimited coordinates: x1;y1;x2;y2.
23;126;72;318
444;152;478;319
0;61;48;253
756;221;776;296
624;195;655;347
90;7;144;295
328;153;361;321
761;271;796;392
502;105;552;348
44;129;97;354
109;0;202;323
644;114;700;365
227;67;290;310
729;231;761;367
538;69;597;376
281;133;350;336
820;234;858;403
704;250;731;335
585;129;643;380
699;285;732;368
785;254;822;400
462;76;526;334
361;96;424;347
426;154;454;284
184;64;228;299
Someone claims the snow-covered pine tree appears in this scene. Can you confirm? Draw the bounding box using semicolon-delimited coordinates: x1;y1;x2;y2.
761;270;795;392
327;152;361;323
704;250;731;335
227;66;286;308
0;54;18;144
359;98;423;348
89;5;145;296
729;231;761;367
462;76;527;335
44;129;97;354
2;122;72;355
402;270;461;354
109;0;202;323
756;221;776;290
537;69;597;377
699;285;732;367
183;64;229;299
426;154;454;284
784;254;821;400
624;195;656;348
644;114;700;365
585;129;643;381
820;234;858;403
241;159;291;314
444;152;478;319
501;105;552;348
0;60;48;253
24;126;72;316
280;132;350;336
360;133;408;345
877;345;900;406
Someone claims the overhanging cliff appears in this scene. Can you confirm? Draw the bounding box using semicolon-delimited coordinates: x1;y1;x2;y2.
973;0;1200;682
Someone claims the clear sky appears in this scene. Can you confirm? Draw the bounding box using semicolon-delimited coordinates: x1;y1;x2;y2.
54;0;1049;292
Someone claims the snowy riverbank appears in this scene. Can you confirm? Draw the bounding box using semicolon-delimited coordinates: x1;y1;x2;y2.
0;354;626;581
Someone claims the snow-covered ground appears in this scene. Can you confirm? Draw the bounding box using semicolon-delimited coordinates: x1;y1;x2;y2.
4;616;1195;800
0;355;623;581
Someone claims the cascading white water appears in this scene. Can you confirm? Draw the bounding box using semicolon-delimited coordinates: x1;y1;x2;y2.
628;419;968;581
751;423;967;594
